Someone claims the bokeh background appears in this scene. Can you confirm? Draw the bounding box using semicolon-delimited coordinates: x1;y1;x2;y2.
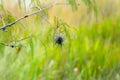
0;0;120;80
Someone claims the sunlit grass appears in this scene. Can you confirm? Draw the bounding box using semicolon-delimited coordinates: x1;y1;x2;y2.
0;16;120;80
0;0;120;80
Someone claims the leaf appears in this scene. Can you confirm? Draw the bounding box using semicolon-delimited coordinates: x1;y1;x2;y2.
82;0;98;15
93;0;98;16
67;0;78;10
54;16;57;27
29;38;34;59
82;0;92;12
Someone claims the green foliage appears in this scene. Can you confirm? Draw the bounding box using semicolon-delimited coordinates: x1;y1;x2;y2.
0;6;16;53
0;0;120;80
82;0;98;16
0;16;120;80
67;0;78;10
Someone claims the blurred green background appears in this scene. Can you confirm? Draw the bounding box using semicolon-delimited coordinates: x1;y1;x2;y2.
0;0;120;80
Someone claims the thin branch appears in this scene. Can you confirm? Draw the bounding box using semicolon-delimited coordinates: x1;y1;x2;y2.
0;42;9;46
10;35;32;43
0;2;80;31
32;6;53;27
56;2;80;6
0;36;31;48
0;42;18;48
0;3;55;31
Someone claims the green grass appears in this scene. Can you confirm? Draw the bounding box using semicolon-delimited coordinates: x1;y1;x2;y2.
0;16;120;80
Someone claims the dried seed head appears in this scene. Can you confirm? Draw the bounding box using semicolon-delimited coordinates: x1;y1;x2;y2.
55;34;64;46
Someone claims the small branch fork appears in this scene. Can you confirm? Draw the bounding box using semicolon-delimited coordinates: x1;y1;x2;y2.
0;3;57;47
0;2;80;47
0;2;80;31
0;42;16;48
0;3;54;31
0;36;31;48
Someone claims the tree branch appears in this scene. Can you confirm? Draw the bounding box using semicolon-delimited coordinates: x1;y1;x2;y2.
0;36;31;48
10;36;32;42
0;3;55;31
0;42;18;48
0;2;80;31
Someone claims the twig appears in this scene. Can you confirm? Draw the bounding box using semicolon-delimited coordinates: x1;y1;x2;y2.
32;6;53;27
10;35;32;42
0;2;80;31
0;36;31;48
0;42;17;48
0;3;55;31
